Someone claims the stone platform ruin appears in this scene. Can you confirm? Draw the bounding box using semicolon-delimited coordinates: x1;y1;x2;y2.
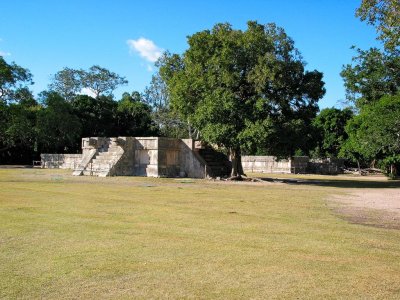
41;137;231;178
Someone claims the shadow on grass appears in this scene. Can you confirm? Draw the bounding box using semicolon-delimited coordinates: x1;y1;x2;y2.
259;177;400;189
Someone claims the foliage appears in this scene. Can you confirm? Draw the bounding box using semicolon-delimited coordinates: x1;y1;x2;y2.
312;107;353;158
47;67;81;101
143;70;188;138
340;93;400;176
82;65;128;98
356;0;400;52
36;92;82;153
71;94;118;137
116;92;158;136
49;65;128;101
160;21;325;175
341;47;399;107
0;98;38;163
0;56;33;103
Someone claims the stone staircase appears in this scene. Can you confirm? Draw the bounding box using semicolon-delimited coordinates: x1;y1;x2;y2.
79;138;124;177
198;146;232;177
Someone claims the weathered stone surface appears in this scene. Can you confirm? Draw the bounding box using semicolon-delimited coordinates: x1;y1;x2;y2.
41;154;82;169
42;137;214;178
242;156;291;173
242;155;344;175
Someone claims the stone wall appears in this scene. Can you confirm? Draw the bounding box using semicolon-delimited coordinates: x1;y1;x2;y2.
132;137;206;178
242;155;344;175
41;154;82;169
241;156;291;173
291;156;309;174
308;158;345;175
180;139;206;178
131;137;183;177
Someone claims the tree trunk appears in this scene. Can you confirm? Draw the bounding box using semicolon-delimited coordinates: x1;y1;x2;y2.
187;121;192;139
390;164;396;177
357;160;361;175
230;147;245;177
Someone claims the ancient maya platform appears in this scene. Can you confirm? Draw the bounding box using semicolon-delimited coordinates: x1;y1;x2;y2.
41;137;344;178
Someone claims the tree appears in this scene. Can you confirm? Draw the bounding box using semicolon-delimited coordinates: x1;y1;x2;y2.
82;65;128;98
341;0;399;108
143;69;188;138
160;21;325;176
356;0;400;52
340;93;400;177
116;92;158;136
71;94;118;137
341;47;399;107
36;92;82;153
0;56;33;103
312;108;353;158
48;67;81;101
339;0;400;177
49;65;127;101
0;98;38;163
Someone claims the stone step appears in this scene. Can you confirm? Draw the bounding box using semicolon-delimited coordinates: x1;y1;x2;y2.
89;166;112;171
98;150;121;156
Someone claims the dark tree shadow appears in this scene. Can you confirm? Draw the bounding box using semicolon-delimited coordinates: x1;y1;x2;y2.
258;177;400;189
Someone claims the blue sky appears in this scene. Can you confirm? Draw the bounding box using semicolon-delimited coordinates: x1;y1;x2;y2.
0;0;378;108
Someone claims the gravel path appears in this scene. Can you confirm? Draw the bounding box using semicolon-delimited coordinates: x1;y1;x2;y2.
330;188;400;229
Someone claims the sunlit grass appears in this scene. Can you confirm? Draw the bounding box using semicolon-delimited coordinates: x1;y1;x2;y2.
1;169;400;299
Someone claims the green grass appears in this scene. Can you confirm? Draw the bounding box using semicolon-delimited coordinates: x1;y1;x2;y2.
1;169;400;299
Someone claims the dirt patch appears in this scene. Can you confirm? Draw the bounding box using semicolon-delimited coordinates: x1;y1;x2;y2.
329;189;400;230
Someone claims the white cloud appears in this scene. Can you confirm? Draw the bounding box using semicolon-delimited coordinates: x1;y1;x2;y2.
80;88;97;98
0;51;11;56
127;37;163;63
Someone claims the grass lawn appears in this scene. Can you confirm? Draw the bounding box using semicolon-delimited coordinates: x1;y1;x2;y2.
1;169;400;299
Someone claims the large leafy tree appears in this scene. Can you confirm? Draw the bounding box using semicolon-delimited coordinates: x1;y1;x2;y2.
0;57;37;163
160;21;325;176
49;65;127;101
339;0;399;177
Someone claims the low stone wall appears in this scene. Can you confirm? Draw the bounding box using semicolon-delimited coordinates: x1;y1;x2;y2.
291;156;309;174
308;158;345;175
241;156;291;173
41;154;82;169
242;156;343;175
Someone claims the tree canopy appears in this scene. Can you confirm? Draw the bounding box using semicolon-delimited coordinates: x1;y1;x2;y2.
340;93;400;176
0;56;33;104
356;0;400;52
339;0;400;177
160;21;325;175
49;65;128;101
341;47;399;107
143;61;189;138
312;107;353;158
